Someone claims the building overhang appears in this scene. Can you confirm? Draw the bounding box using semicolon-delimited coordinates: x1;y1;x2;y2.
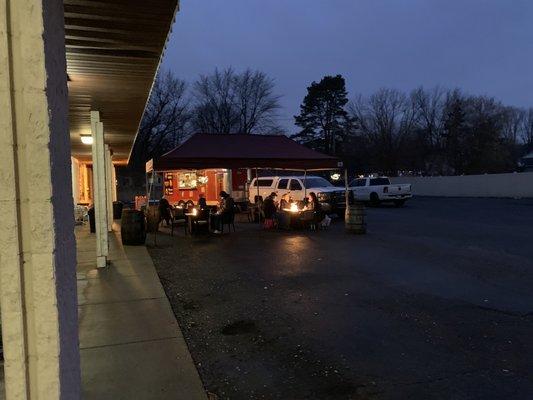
66;0;179;164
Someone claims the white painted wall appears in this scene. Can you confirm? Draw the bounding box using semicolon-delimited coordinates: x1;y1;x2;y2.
391;172;533;198
0;0;81;397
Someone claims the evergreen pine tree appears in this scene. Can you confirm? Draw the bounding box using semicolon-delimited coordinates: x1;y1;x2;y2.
443;92;467;174
293;75;351;155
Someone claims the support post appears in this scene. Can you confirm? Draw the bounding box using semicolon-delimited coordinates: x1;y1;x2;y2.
303;170;307;199
71;157;80;204
224;169;233;196
91;111;109;268
105;144;113;229
245;168;252;203
345;169;349;207
0;0;81;397
255;168;261;223
111;162;117;202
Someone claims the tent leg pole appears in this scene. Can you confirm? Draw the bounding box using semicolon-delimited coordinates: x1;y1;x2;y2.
344;168;349;208
256;168;260;225
145;173;149;210
304;170;307;199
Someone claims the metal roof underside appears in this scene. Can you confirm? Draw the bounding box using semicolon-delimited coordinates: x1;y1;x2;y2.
66;0;178;163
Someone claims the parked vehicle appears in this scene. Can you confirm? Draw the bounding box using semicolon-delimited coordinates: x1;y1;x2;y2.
350;176;411;206
249;176;346;213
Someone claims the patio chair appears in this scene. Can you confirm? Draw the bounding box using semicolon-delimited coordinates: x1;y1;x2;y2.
299;210;318;231
263;218;275;229
170;208;187;236
247;203;265;223
248;198;264;223
221;211;236;233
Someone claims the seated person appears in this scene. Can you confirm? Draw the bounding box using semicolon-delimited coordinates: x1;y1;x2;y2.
306;192;325;225
262;192;278;220
279;193;290;210
306;192;321;212
198;195;207;209
277;193;291;229
212;191;235;233
262;192;278;229
158;196;173;226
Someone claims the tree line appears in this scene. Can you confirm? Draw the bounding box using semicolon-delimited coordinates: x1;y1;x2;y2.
294;75;533;175
132;69;532;175
130;68;281;167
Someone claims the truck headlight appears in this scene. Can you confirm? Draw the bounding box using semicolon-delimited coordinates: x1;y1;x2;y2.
317;192;330;201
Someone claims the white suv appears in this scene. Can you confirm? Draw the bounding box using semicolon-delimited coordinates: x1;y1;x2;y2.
249;176;346;213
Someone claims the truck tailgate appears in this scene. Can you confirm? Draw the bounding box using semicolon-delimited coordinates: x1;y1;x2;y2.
387;184;411;195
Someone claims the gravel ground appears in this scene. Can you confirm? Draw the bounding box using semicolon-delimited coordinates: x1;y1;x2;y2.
148;197;533;400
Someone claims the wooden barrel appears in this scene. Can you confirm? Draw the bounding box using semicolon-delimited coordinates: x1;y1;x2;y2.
121;210;146;245
345;202;366;234
145;205;160;233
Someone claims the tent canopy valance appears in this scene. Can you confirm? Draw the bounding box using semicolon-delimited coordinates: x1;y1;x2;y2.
148;133;342;171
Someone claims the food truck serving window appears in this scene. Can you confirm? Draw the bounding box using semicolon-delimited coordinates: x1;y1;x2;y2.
178;172;197;189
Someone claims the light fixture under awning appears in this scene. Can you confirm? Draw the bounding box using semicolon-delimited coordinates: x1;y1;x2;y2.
80;135;93;145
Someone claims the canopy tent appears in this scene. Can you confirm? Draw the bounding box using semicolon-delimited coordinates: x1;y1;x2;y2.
145;134;348;228
148;133;342;171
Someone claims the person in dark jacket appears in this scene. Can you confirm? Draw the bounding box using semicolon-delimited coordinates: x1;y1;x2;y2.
279;193;290;210
219;191;235;213
198;195;207;209
158;197;173;226
212;191;235;233
306;192;321;212
306;192;325;228
277;193;291;229
262;192;278;219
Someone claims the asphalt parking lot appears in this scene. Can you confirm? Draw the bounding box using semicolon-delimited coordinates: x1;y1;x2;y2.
149;197;533;400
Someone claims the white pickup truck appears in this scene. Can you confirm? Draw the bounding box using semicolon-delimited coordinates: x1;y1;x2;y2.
249;176;346;213
349;177;411;206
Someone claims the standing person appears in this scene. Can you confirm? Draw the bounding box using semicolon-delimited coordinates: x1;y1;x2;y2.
212;191;235;234
158;196;173;226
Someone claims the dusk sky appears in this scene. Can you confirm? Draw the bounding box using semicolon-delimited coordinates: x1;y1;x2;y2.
162;0;533;133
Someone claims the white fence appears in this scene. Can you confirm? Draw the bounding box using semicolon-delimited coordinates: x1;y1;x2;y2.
390;172;533;198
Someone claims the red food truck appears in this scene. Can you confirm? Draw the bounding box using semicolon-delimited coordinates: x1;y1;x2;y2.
160;168;249;208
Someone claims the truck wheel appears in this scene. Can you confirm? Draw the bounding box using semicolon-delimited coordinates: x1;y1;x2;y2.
394;200;405;207
370;192;380;206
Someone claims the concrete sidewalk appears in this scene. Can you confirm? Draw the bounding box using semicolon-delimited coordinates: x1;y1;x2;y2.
76;225;207;400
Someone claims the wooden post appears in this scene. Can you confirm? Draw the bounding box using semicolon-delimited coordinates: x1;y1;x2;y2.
344;168;349;208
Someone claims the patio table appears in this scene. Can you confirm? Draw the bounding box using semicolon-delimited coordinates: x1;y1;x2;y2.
185;210;211;234
280;209;306;229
